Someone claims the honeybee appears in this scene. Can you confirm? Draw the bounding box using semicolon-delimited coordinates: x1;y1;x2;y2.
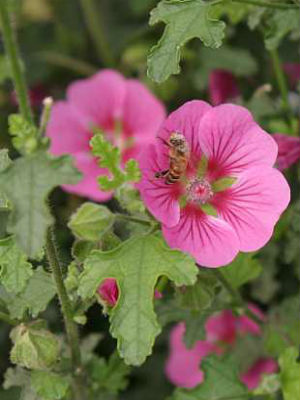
155;132;189;184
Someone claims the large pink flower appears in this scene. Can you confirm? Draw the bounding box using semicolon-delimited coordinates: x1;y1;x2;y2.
46;70;165;201
273;134;300;170
165;307;277;390
209;70;239;105
138;101;290;267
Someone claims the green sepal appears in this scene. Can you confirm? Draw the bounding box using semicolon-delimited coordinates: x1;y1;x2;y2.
68;202;115;241
212;176;237;192
200;203;218;217
197;156;209;178
10;321;60;370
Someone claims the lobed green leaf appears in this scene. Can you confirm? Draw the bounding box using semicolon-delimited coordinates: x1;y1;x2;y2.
0;236;33;294
0;152;80;258
79;234;198;365
147;0;225;83
0;267;56;319
279;347;300;400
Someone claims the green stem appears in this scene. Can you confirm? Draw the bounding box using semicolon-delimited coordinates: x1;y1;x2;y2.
38;51;98;76
79;0;115;67
115;213;154;226
0;2;33;123
0;311;18;326
213;269;263;327
220;0;299;9
45;228;82;372
270;48;294;126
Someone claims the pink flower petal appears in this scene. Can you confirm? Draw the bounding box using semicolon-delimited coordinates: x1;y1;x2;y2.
137;145;181;227
209;70;239;105
273;133;300;170
98;278;119;307
237;304;264;336
122;79;166;139
199;104;278;179
46;102;90;155
162;206;240;267
241;358;278;390
206;310;236;345
212;167;290;252
157;100;212;163
165;323;216;389
67;69;127;129
62;152;112;202
283;63;300;87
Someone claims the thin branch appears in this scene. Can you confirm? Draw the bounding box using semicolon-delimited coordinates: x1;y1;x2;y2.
0;2;33;123
79;0;115;67
211;269;263;327
45;227;82;371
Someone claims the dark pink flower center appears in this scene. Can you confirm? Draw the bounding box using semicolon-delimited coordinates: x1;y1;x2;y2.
185;178;213;205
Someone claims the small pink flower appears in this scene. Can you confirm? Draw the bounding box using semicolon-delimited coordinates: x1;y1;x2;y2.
98;278;119;307
11;83;48;108
273;134;300;170
97;279;163;308
46;69;165;201
283;63;300;87
206;310;236;345
241;358;278;390
237;303;264;336
209;70;239;105
138;101;290;267
165;322;216;388
165;306;277;390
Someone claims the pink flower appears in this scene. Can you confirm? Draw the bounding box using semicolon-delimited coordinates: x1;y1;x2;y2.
283;63;300;87
98;278;119;307
11;83;48;108
273;134;300;170
165;307;277;390
46;69;165;201
138;101;290;267
241;358;278;390
237;303;264;336
165;323;216;388
209;70;239;105
206;310;236;345
97;279;163;308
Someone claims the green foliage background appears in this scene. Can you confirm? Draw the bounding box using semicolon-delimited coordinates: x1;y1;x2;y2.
0;0;299;399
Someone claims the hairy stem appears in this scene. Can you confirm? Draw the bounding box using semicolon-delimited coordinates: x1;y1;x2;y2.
0;2;33;123
0;311;18;326
46;228;82;371
223;0;299;9
212;269;263;326
270;48;294;127
79;0;115;67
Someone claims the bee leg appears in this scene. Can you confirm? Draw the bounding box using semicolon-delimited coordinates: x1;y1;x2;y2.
155;169;169;178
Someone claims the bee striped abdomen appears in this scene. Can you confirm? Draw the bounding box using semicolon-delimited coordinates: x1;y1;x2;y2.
155;132;189;185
